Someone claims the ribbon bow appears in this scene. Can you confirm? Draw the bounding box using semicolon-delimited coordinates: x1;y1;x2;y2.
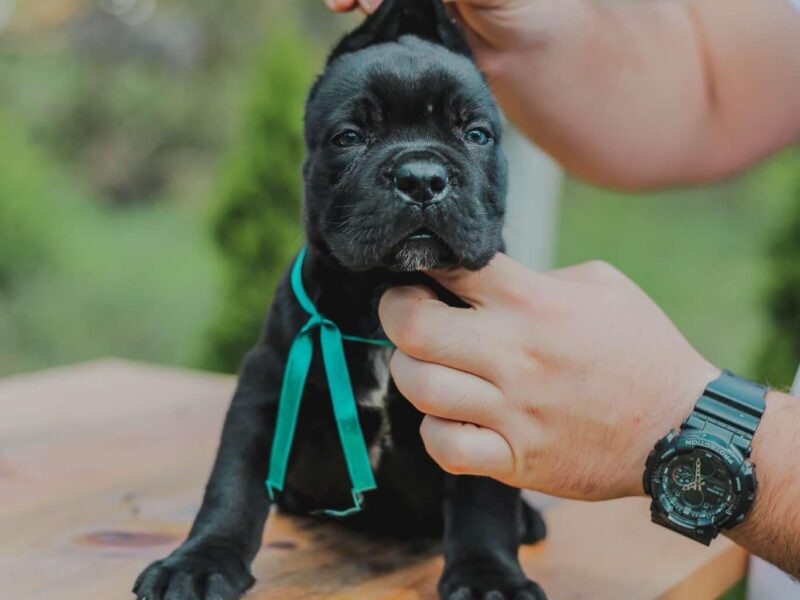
265;246;394;517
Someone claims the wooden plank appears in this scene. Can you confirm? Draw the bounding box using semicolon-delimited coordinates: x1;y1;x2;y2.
0;359;234;519
0;361;747;599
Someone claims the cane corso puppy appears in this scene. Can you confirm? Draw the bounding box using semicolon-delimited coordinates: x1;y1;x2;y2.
133;1;547;598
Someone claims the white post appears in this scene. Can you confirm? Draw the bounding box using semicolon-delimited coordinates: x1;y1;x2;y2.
502;123;562;271
502;121;563;511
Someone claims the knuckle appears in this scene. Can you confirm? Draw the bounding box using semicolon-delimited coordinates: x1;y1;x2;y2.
404;368;436;411
414;368;441;407
420;421;469;475
394;303;430;353
446;432;481;475
439;443;470;475
501;282;533;309
583;259;619;279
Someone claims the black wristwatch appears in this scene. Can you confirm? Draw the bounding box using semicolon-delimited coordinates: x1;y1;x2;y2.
643;370;767;545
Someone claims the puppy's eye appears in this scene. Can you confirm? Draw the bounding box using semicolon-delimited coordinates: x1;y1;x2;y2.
331;129;365;147
464;128;492;145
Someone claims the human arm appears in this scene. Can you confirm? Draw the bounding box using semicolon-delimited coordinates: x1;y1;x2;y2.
378;255;800;576
325;0;800;190
726;389;800;577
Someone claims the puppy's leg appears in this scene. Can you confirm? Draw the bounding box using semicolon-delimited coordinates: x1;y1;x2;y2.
519;497;547;545
133;346;278;600
439;476;547;600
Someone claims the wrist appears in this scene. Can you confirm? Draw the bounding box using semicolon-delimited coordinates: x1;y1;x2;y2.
622;360;720;498
724;390;800;576
732;391;789;529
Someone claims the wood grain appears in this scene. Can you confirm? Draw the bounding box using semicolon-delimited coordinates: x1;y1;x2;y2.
0;360;747;599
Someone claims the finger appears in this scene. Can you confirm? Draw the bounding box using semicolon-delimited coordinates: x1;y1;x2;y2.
447;4;492;54
391;351;505;428
357;0;381;14
420;415;513;478
323;0;358;11
426;252;542;307
379;286;498;380
445;1;506;51
547;260;624;284
444;0;509;7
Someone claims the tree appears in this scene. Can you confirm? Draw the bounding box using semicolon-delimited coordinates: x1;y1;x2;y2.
0;110;55;292
203;30;316;372
757;156;800;389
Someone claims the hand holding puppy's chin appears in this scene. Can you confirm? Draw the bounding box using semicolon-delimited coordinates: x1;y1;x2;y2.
381;253;718;501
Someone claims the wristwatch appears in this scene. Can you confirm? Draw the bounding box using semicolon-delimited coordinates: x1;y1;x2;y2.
643;370;767;545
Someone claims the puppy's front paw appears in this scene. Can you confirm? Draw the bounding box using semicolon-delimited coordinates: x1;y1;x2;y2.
133;545;254;600
438;560;547;600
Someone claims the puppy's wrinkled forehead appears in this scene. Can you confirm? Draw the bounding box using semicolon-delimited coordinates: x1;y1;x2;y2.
305;37;498;144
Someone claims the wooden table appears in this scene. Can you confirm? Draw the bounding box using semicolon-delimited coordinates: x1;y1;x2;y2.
0;360;747;599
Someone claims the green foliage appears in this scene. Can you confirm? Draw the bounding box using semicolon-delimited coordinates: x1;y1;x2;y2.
716;579;746;600
0;105;219;377
0;110;56;290
557;178;772;377
0;127;221;376
203;31;316;372
756;152;800;388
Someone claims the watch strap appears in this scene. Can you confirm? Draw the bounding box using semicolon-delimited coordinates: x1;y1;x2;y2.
650;509;715;546
680;370;767;458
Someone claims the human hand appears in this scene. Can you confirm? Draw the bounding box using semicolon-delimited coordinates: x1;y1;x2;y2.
322;0;378;13
321;0;558;59
379;255;720;501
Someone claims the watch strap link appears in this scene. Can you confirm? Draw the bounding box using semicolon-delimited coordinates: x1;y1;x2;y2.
681;370;767;457
650;510;715;546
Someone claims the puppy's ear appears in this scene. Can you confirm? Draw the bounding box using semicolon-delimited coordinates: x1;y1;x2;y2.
329;0;472;62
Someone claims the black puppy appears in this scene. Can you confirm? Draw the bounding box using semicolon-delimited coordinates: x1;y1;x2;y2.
134;1;547;599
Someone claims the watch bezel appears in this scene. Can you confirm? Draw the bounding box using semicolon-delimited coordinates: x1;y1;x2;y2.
644;429;757;532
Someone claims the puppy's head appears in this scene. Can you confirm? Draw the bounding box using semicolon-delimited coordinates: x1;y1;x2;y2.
303;0;507;272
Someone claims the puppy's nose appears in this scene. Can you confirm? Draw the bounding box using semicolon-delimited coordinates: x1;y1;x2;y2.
393;160;449;204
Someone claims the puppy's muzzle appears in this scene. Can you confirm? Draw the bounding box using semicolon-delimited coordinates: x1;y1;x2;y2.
393;159;449;205
388;150;452;206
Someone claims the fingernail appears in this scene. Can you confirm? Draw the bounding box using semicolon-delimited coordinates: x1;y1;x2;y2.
360;0;378;12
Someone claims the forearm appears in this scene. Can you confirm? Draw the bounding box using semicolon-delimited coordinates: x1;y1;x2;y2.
724;390;800;578
485;0;800;189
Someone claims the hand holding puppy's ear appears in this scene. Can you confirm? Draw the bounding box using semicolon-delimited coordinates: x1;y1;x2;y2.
326;0;473;61
323;0;380;14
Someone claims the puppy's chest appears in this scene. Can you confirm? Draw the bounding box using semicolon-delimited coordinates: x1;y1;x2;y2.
355;346;394;469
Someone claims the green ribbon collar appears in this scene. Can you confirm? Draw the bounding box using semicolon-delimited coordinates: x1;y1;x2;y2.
265;246;393;517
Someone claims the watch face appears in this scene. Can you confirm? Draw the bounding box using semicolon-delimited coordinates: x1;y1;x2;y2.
656;448;736;524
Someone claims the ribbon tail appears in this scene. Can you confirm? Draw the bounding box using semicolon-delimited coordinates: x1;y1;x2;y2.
320;323;378;513
341;333;395;348
266;328;315;501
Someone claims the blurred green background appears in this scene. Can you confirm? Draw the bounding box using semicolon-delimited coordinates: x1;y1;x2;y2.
0;0;798;386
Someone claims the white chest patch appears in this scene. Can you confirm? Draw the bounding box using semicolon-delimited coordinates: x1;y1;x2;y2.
357;346;393;469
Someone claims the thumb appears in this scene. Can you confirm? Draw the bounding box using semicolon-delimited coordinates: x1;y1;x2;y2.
444;0;509;7
425;252;535;306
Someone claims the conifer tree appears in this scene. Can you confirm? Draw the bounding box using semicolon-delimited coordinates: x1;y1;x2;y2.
205;31;314;371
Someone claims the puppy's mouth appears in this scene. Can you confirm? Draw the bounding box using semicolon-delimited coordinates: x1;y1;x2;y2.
382;228;457;272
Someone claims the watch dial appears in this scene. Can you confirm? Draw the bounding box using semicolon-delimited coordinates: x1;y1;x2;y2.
657;449;735;524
